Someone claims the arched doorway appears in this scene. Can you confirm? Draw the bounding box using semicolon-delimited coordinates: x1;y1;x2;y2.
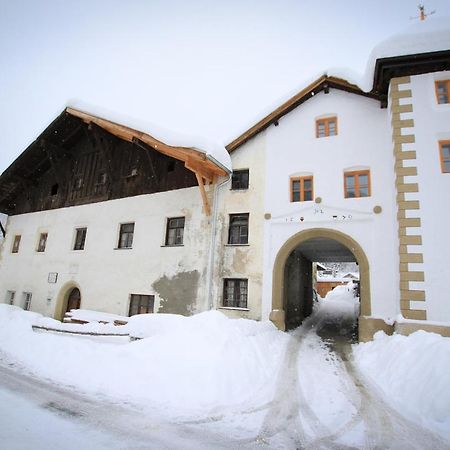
54;283;82;321
271;228;370;333
66;287;81;313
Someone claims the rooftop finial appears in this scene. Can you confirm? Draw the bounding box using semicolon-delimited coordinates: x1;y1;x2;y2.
411;4;436;21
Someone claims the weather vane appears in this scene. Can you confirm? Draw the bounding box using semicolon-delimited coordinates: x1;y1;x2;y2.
411;4;436;21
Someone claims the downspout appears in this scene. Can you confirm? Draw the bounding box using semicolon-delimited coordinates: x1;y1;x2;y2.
206;173;231;309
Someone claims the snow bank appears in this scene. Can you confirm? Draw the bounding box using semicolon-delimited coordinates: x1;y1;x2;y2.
315;283;360;325
67;101;232;172
0;305;288;418
353;330;450;440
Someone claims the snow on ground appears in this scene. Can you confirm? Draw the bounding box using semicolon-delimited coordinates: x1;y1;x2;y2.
0;305;289;419
1;287;450;447
353;329;450;441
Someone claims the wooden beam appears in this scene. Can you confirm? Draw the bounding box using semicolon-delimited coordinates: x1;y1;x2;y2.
195;172;210;215
132;138;159;182
185;158;214;183
65;107;228;178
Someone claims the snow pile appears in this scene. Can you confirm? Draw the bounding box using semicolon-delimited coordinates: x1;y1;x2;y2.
353;330;450;440
0;305;288;418
67;102;232;172
315;283;360;326
360;17;450;92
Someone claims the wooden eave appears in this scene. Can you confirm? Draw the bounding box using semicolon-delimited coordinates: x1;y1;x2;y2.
226;75;378;153
66;107;229;215
372;49;450;103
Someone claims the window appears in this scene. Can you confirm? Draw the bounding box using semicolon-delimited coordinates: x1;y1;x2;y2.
73;228;87;250
344;170;371;198
51;184;59;196
435;80;450;104
23;292;32;311
37;233;48;252
316;117;337;138
439;141;450;173
291;176;313;202
6;291;15;305
11;235;21;253
118;223;134;249
129;294;155;316
223;279;248;308
165;217;185;246
228;214;249;245
231;169;249;190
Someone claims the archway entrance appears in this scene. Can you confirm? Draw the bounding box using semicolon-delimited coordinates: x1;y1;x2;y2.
66;287;81;313
54;284;82;321
271;228;370;336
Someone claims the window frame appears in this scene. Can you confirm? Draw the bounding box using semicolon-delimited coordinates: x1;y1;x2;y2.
23;292;32;311
290;176;314;202
165;217;185;246
128;294;155;316
439;140;450;173
223;278;248;309
6;290;15;305
11;235;21;253
117;223;135;249
228;213;249;245
73;227;87;251
231;169;249;190
435;80;450;104
37;233;48;252
344;170;371;198
316;116;338;138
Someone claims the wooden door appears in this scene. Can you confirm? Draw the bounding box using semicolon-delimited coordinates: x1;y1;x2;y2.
66;288;81;312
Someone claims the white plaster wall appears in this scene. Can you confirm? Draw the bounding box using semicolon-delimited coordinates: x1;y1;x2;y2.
410;71;450;322
212;133;266;320
0;187;211;317
260;89;399;320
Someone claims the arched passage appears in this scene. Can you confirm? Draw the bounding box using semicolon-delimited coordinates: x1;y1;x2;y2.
271;228;370;332
54;283;82;321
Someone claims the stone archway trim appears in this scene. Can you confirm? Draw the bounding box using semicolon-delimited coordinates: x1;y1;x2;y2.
271;228;371;331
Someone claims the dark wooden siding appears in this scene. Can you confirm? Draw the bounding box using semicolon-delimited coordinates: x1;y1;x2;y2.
1;114;197;215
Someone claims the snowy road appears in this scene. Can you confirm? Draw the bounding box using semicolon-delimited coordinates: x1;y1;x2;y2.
1;299;449;449
254;313;450;450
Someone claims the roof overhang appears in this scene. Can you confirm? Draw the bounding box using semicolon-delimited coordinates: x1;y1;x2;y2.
65;108;229;215
372;49;450;107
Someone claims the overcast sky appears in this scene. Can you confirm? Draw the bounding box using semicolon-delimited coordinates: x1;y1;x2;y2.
1;0;450;174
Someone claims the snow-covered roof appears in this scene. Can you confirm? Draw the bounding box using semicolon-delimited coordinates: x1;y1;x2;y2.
68;101;232;173
227;17;450;151
361;17;450;92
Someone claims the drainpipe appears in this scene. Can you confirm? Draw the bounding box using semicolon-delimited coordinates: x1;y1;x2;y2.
206;173;231;310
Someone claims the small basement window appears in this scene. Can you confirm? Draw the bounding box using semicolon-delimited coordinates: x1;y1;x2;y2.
223;279;248;308
231;169;249;190
129;294;155;316
51;184;59;196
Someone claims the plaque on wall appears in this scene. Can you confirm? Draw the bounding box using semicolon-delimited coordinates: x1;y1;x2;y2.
48;272;58;284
